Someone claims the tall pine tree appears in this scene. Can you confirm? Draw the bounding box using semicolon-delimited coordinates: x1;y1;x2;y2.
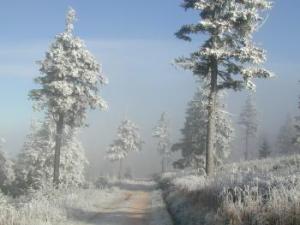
29;8;107;186
239;94;258;160
153;112;171;174
106;119;143;179
294;85;300;151
175;0;272;175
258;137;271;159
277;115;298;155
0;138;14;193
15;118;88;192
172;83;233;172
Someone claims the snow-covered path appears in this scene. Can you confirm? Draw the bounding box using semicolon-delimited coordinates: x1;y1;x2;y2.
63;181;172;225
86;190;150;225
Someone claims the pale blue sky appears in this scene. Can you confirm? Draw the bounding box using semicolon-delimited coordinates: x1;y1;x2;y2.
0;0;299;176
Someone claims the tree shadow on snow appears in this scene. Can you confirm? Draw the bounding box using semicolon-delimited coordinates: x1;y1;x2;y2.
66;206;151;225
114;179;156;191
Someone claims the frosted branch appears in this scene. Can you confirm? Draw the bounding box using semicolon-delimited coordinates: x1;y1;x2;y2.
65;7;76;34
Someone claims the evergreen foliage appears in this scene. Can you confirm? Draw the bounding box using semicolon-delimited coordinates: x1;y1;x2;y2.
175;0;272;174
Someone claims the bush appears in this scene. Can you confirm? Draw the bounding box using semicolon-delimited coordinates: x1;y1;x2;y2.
160;154;300;225
95;176;110;189
0;186;121;225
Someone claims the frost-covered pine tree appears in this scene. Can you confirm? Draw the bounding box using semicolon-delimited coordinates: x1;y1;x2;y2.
15;118;88;192
172;83;233;172
175;0;272;175
0;138;14;192
277;115;298;155
153;112;171;173
172;86;208;170
124;167;133;179
258;137;271;159
239;94;258;160
15;120;53;191
294;88;300;151
29;8;107;186
106;119;143;179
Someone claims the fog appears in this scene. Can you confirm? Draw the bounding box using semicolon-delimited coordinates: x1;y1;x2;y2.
0;0;300;178
1;39;299;178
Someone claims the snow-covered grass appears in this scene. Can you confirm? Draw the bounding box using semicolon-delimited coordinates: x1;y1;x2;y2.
0;178;160;225
95;176;156;190
0;186;122;225
159;154;300;225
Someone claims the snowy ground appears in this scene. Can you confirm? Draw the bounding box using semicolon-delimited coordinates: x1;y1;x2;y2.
63;180;172;225
0;180;173;225
159;154;300;225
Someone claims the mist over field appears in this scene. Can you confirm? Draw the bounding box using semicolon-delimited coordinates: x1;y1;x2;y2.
0;1;300;225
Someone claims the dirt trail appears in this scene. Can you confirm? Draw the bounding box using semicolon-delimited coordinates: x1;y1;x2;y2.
88;190;151;225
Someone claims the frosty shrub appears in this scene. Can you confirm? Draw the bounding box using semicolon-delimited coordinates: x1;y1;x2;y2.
160;154;300;225
0;186;123;225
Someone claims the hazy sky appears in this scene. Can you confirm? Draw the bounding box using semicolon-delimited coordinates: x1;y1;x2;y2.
0;0;299;177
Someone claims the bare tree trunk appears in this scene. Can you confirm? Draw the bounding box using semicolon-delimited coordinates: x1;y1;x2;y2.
161;157;165;174
206;57;218;176
53;113;64;187
165;155;169;173
245;129;249;160
118;159;123;180
196;158;200;173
